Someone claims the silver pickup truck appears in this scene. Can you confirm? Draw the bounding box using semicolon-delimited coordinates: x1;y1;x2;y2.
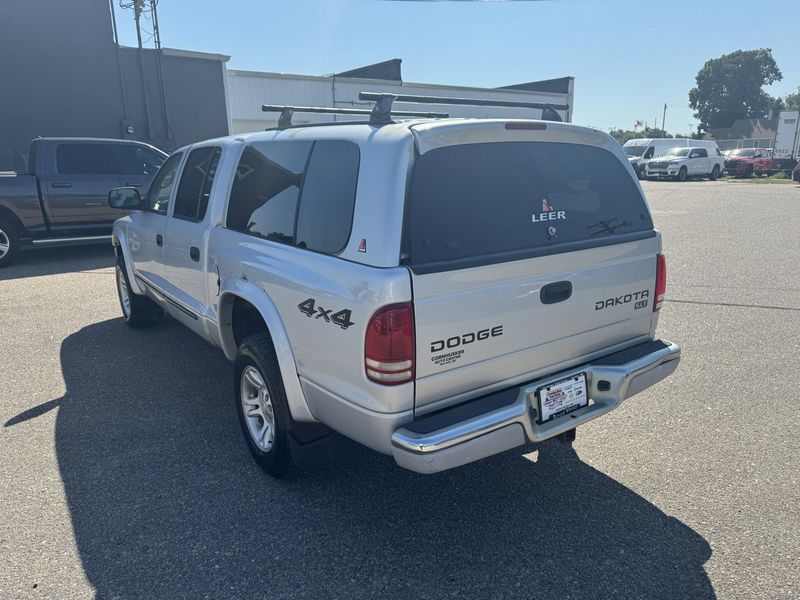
109;104;680;477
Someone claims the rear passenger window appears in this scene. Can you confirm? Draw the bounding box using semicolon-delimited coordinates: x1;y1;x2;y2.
226;142;311;244
56;144;110;174
226;140;360;255
173;147;221;221
406;142;654;272
295;141;359;254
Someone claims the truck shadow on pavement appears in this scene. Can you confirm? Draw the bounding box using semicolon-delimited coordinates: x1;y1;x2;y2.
6;318;715;600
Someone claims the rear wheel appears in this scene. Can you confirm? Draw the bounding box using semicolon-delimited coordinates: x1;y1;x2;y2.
676;167;688;182
0;218;21;268
709;165;720;181
235;333;294;477
743;166;753;179
115;258;163;328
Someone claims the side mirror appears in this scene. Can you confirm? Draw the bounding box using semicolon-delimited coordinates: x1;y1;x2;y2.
108;187;142;210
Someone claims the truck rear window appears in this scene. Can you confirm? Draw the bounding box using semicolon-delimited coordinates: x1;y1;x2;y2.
405;142;654;272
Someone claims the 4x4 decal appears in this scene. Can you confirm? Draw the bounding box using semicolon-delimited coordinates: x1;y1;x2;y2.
298;298;355;330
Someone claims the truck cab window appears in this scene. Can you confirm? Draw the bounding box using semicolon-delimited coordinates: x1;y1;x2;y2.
111;144;165;176
56;144;110;174
147;152;183;215
643;147;655;159
173;147;221;222
226;141;312;245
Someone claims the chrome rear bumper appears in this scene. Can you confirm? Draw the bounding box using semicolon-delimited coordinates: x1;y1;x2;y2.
392;339;681;474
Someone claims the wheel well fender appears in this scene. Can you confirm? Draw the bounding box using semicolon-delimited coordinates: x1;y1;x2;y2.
218;278;316;423
0;206;28;238
111;228;144;295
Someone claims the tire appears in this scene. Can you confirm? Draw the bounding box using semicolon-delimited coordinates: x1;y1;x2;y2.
744;166;753;179
235;332;295;477
676;167;688;182
0;217;21;268
709;165;720;181
637;167;647;180
115;257;163;328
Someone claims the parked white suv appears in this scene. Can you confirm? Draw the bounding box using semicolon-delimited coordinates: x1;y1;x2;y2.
108;96;680;477
645;146;725;181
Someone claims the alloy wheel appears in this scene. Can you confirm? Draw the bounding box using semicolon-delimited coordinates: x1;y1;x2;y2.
240;366;275;452
116;264;132;319
0;228;9;259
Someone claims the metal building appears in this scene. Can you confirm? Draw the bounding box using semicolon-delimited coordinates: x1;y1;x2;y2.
0;0;230;170
225;60;574;133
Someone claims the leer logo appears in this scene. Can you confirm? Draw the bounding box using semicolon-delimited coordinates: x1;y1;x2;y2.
533;197;566;223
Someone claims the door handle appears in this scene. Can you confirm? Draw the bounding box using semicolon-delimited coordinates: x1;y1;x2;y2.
125;183;142;188
540;281;572;305
156;234;163;247
51;182;72;188
189;246;200;262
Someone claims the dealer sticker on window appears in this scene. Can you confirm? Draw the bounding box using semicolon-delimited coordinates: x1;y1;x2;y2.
536;373;588;423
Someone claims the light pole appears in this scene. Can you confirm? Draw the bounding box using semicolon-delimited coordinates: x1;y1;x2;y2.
662;103;667;132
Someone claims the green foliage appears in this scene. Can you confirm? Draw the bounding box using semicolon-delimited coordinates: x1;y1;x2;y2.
689;49;783;132
784;86;800;111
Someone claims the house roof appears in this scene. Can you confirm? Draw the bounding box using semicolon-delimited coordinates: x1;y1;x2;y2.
706;118;777;140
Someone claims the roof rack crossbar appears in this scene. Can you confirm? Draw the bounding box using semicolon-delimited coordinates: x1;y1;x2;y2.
358;91;569;112
261;104;448;129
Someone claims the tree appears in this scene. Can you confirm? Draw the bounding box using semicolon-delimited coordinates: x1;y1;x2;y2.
784;86;800;111
689;49;782;132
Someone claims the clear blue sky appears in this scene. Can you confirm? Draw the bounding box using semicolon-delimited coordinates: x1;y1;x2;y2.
114;0;799;134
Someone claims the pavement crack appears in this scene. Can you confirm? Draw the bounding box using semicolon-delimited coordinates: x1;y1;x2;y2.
667;298;800;312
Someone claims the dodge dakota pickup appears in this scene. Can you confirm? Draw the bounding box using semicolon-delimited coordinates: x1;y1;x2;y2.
108;97;681;477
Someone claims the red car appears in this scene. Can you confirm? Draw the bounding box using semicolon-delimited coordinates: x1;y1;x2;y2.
793;162;800;183
723;148;773;177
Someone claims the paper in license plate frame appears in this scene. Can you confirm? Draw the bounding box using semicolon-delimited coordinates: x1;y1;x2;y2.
536;372;588;424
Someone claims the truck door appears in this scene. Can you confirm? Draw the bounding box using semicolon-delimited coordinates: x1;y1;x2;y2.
41;142;125;231
689;149;707;174
126;152;183;291
162;146;222;329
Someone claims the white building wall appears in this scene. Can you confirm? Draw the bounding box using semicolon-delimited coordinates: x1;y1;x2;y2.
226;69;574;133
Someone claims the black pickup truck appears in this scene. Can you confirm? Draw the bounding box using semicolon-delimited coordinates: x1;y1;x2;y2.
0;137;166;267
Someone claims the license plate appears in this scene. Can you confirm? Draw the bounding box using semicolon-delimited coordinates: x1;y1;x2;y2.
536;373;588;423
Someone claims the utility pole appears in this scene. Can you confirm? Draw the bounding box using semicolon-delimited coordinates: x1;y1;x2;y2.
132;0;144;48
662;103;667;132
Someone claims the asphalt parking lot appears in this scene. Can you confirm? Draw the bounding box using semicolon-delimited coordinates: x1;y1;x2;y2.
1;180;798;599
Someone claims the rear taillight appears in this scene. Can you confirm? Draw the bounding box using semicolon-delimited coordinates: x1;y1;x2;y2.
364;303;415;385
654;253;667;311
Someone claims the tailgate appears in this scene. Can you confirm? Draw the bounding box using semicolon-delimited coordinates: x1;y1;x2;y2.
412;238;659;412
404;123;659;413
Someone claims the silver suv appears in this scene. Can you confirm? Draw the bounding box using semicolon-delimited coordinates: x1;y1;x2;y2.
108;97;680;477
